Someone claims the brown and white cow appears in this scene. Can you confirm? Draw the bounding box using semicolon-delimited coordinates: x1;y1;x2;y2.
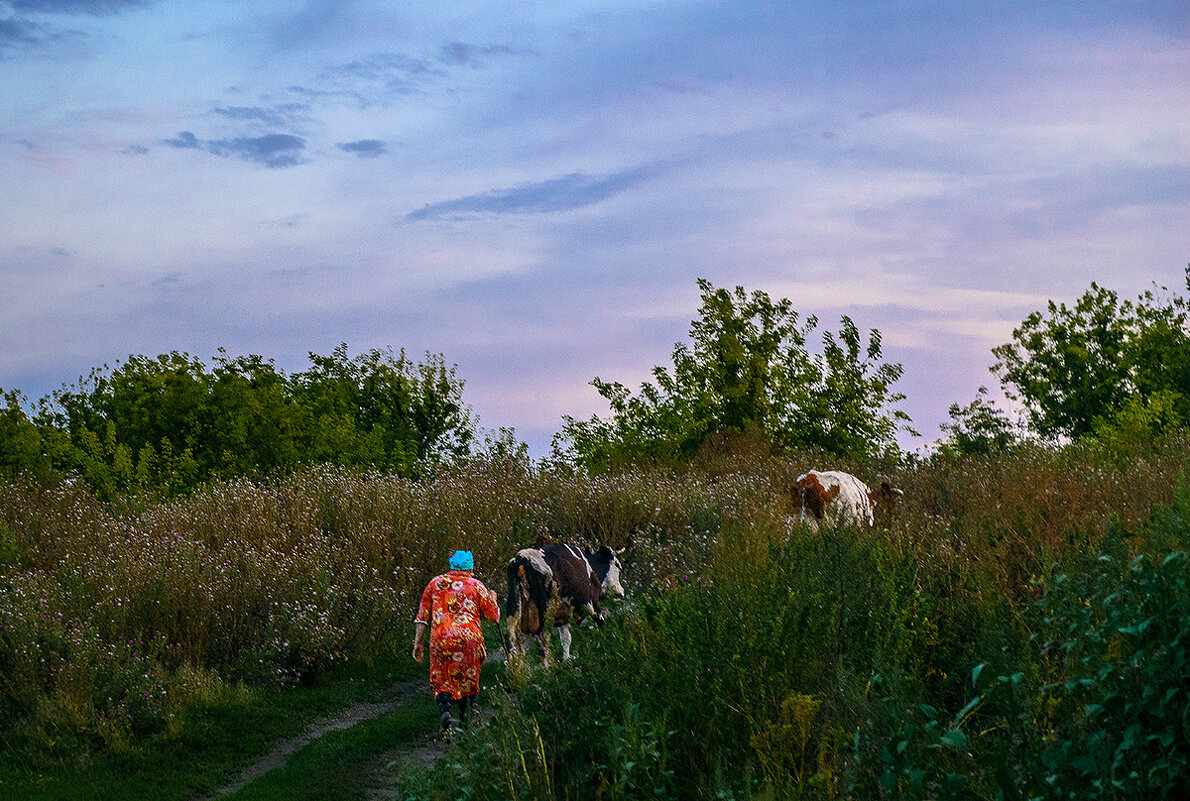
792;469;901;528
867;478;903;522
504;543;624;664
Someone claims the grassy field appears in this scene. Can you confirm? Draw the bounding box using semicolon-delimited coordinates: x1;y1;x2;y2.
0;653;422;800
3;439;1190;799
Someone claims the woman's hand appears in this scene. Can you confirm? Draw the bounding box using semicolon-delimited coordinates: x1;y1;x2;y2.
412;622;427;663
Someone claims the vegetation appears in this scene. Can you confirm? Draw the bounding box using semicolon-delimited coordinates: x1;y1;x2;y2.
991;268;1190;442
0;650;424;801
555;279;914;472
2;273;1189;798
0;345;473;499
3;438;1189;798
224;693;439;801
393;440;1190;800
936;386;1019;458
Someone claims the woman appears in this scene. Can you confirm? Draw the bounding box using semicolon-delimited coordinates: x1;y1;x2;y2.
412;549;500;734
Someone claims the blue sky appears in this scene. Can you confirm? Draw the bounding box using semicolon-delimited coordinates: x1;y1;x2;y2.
2;1;1187;455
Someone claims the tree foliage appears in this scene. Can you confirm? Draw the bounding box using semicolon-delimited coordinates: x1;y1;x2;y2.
556;279;913;471
992;269;1190;442
0;389;50;484
936;386;1020;458
2;345;474;498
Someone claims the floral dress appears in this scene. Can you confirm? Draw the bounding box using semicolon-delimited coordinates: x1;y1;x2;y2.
414;570;500;699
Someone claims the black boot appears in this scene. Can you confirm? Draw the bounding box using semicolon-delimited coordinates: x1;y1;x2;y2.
456;695;473;730
436;692;455;736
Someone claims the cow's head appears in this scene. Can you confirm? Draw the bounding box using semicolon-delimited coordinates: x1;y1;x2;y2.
867;480;903;519
794;471;839;521
589;545;625;598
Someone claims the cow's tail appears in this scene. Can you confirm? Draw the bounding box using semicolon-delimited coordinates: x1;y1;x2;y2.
504;558;523;619
503;558;523;655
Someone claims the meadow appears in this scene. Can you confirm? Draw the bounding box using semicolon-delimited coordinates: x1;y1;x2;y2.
2;436;1189;799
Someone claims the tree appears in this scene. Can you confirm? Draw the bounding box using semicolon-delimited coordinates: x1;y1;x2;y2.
556;279;913;471
23;344;476;497
0;389;50;483
992;269;1190;441
35;352;212;496
936;386;1019;457
206;351;302;478
290;344;474;474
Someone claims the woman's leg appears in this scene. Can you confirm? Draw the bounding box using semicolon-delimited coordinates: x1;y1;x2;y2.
456;694;473;727
436;691;454;732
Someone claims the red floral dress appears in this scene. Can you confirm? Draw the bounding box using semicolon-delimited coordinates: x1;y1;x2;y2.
414;570;500;699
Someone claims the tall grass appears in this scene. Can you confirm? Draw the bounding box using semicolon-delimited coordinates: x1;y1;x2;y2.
0;457;759;767
2;435;1189;795
394;439;1190;800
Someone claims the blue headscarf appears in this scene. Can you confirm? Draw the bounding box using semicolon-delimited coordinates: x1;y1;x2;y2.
449;550;474;571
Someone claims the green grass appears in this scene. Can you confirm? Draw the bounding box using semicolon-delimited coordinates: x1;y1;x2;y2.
227;695;437;801
224;657;507;801
0;655;421;801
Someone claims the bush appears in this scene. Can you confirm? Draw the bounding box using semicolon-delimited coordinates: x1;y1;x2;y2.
845;490;1190;800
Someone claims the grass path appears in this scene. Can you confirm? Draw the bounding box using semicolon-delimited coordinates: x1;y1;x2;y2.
199;679;434;800
207;653;508;800
212;693;442;801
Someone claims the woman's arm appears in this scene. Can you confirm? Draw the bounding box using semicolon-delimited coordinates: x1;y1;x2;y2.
480;585;500;622
412;622;427;662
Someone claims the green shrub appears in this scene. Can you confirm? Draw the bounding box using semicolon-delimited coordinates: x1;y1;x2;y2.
847;492;1190;800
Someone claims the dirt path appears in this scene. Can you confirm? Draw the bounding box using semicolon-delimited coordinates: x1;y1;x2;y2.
357;733;443;801
356;703;502;801
197;679;429;799
198;650;508;800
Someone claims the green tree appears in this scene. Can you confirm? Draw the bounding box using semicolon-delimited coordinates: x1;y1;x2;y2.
936;386;1019;458
1129;281;1190;423
0;388;50;482
27;344;476;497
38;352;208;461
556;279;913;471
291;344;474;474
206;351;302;478
992;270;1190;441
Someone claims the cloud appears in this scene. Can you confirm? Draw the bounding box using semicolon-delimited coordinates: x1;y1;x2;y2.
405;166;661;221
440;41;533;67
311;42;533;106
323;51;444;93
211;103;311;128
208;134;307;168
0;15;49;50
162;131;308;168
337;139;386;157
12;0;148;13
284;84;370;109
1;0;147;57
163;131;200;149
0;0;154;56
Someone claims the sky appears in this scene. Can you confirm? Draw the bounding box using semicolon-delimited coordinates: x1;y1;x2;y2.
2;0;1188;457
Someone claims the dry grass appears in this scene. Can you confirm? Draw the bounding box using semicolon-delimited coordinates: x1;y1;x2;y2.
2;435;1188;764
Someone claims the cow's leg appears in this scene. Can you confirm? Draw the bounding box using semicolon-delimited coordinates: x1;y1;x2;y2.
504;612;521;660
557;624;573;660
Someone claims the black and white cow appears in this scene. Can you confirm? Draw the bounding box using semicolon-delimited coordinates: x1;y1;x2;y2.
504;543;624;664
